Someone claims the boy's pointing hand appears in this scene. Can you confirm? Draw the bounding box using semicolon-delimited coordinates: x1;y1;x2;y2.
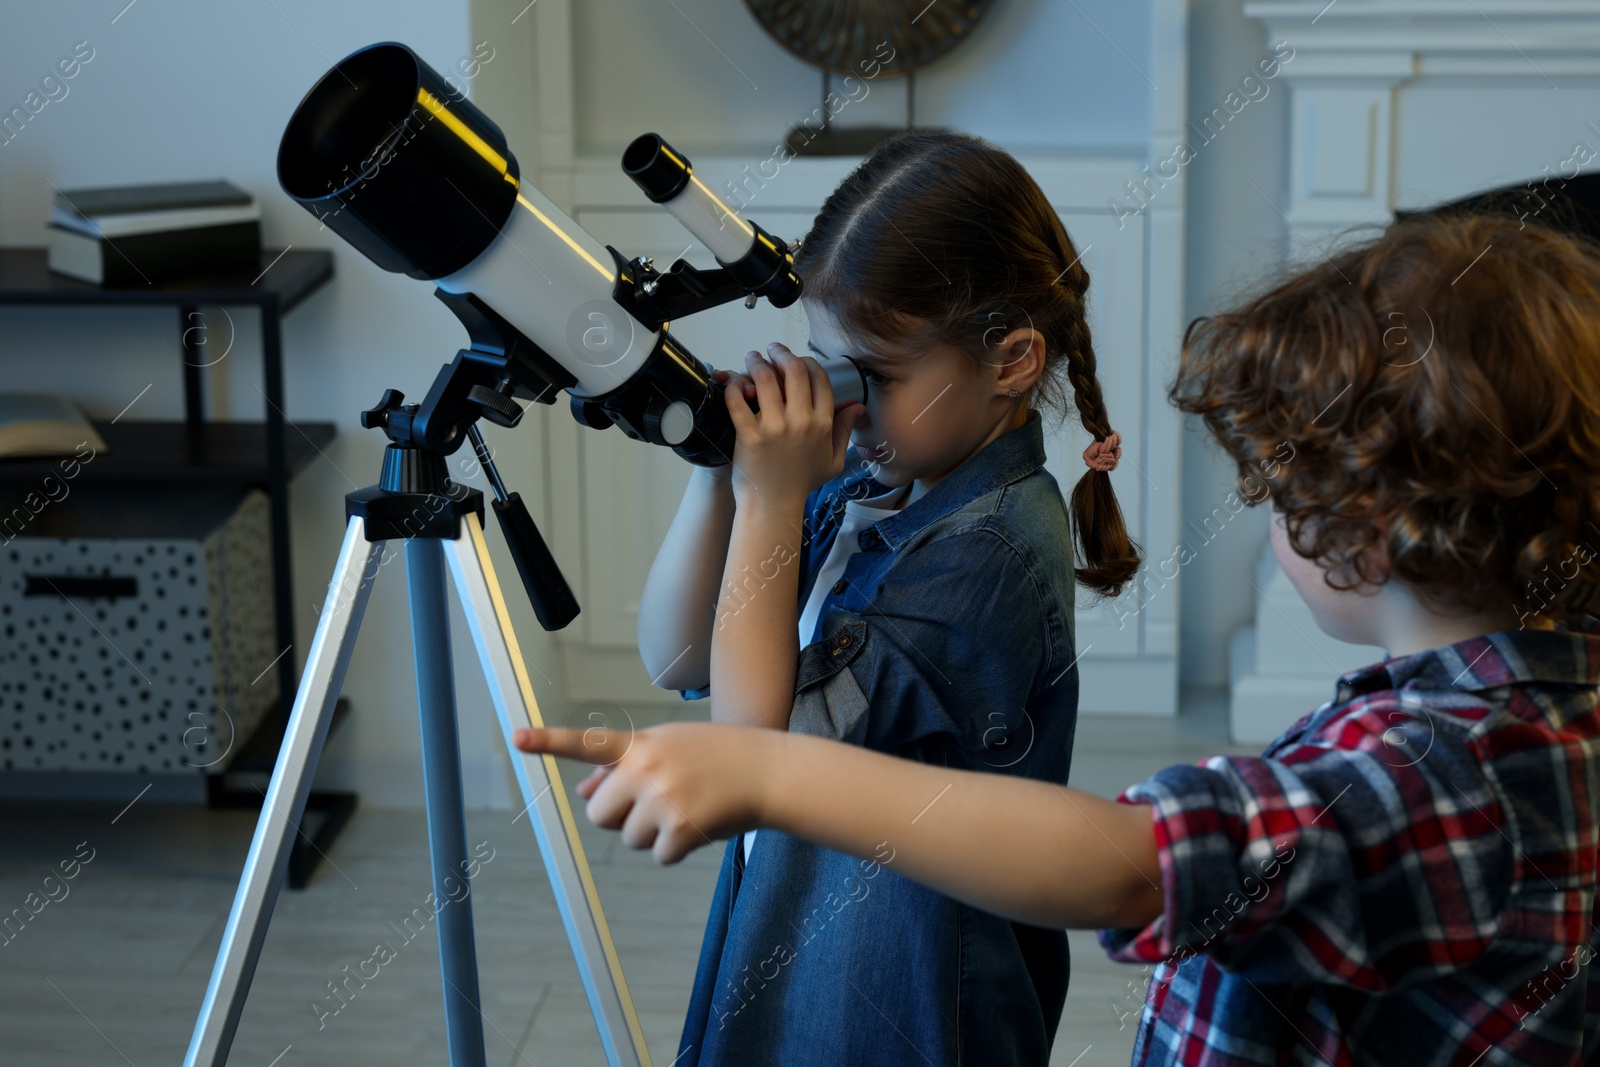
512;722;781;865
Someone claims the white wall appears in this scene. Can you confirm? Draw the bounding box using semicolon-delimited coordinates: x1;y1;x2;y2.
1394;84;1600;208
0;0;565;807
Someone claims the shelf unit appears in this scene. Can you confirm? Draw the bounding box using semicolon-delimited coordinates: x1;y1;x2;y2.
0;247;351;887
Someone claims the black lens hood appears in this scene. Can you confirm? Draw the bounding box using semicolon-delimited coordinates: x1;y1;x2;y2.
278;42;520;280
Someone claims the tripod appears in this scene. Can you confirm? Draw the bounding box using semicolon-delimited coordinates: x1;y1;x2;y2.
185;321;653;1065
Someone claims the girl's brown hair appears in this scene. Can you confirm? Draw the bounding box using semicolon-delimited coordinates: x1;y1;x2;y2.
792;131;1141;597
1171;211;1600;621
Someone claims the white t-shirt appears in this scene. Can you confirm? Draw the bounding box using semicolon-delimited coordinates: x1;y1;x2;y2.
744;483;911;864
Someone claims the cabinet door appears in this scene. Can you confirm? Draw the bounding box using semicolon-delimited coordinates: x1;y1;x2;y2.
565;209;817;650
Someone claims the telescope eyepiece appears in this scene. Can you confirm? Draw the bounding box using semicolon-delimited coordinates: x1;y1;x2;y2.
622;134;692;204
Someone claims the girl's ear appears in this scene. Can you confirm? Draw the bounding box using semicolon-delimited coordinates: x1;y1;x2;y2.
992;327;1047;395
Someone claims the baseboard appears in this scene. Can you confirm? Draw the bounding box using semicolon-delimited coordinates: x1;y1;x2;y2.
0;753;516;812
1229;673;1333;745
1079;656;1178;715
564;642;1179;717
0;770;207;804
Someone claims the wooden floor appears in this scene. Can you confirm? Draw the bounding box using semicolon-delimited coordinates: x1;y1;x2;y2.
0;695;1257;1067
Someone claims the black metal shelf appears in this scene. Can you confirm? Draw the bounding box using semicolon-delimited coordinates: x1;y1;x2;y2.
0;246;334;703
0;419;336;484
0;247;332;310
0;245;351;887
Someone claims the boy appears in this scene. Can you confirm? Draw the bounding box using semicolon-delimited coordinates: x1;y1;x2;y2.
516;211;1600;1064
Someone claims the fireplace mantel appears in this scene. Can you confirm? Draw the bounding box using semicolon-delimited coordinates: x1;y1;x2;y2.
1227;0;1600;742
1249;1;1600;64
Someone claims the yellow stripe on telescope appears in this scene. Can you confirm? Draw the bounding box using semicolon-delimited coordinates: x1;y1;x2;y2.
415;87;612;282
514;194;615;281
657;142;689;173
415;88;517;185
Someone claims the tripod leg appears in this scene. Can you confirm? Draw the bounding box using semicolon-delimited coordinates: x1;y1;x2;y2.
186;517;386;1067
405;538;488;1067
443;512;653;1067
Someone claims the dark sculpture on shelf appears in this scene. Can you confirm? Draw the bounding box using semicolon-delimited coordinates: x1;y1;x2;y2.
742;0;998;156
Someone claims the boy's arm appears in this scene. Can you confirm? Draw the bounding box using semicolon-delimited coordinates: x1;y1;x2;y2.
514;721;1165;931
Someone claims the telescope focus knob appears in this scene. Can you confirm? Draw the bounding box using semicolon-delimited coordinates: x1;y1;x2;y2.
467;384;524;428
361;389;406;429
570;396;615;431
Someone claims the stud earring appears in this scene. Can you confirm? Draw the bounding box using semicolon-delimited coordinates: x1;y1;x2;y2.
1006;389;1021;398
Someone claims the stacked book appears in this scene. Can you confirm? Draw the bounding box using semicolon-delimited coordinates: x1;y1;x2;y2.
0;393;107;458
47;180;261;286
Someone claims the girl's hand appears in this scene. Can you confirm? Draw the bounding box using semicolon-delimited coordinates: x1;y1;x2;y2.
512;722;780;864
701;368;757;484
726;343;864;512
713;365;759;405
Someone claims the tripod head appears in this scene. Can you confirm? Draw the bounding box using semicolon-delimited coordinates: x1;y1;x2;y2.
347;291;582;631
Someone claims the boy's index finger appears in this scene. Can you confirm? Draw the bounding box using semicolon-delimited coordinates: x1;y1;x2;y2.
513;726;628;765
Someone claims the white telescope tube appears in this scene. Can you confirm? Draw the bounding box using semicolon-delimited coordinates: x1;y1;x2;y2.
660;170;758;265
435;183;657;397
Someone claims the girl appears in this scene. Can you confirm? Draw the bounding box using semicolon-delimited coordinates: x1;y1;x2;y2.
635;131;1140;1066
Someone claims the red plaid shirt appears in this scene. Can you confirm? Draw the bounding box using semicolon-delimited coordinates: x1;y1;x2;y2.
1100;617;1600;1065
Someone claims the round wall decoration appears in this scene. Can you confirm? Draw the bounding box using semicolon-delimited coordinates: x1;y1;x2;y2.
742;0;998;78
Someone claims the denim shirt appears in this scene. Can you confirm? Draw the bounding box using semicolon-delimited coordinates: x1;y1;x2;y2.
678;412;1082;1066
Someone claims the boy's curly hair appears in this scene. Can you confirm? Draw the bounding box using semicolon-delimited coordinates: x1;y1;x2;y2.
1170;211;1600;621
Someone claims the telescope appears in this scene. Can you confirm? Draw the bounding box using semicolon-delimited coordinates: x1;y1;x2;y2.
277;41;864;465
186;42;865;1067
273;40;866;633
